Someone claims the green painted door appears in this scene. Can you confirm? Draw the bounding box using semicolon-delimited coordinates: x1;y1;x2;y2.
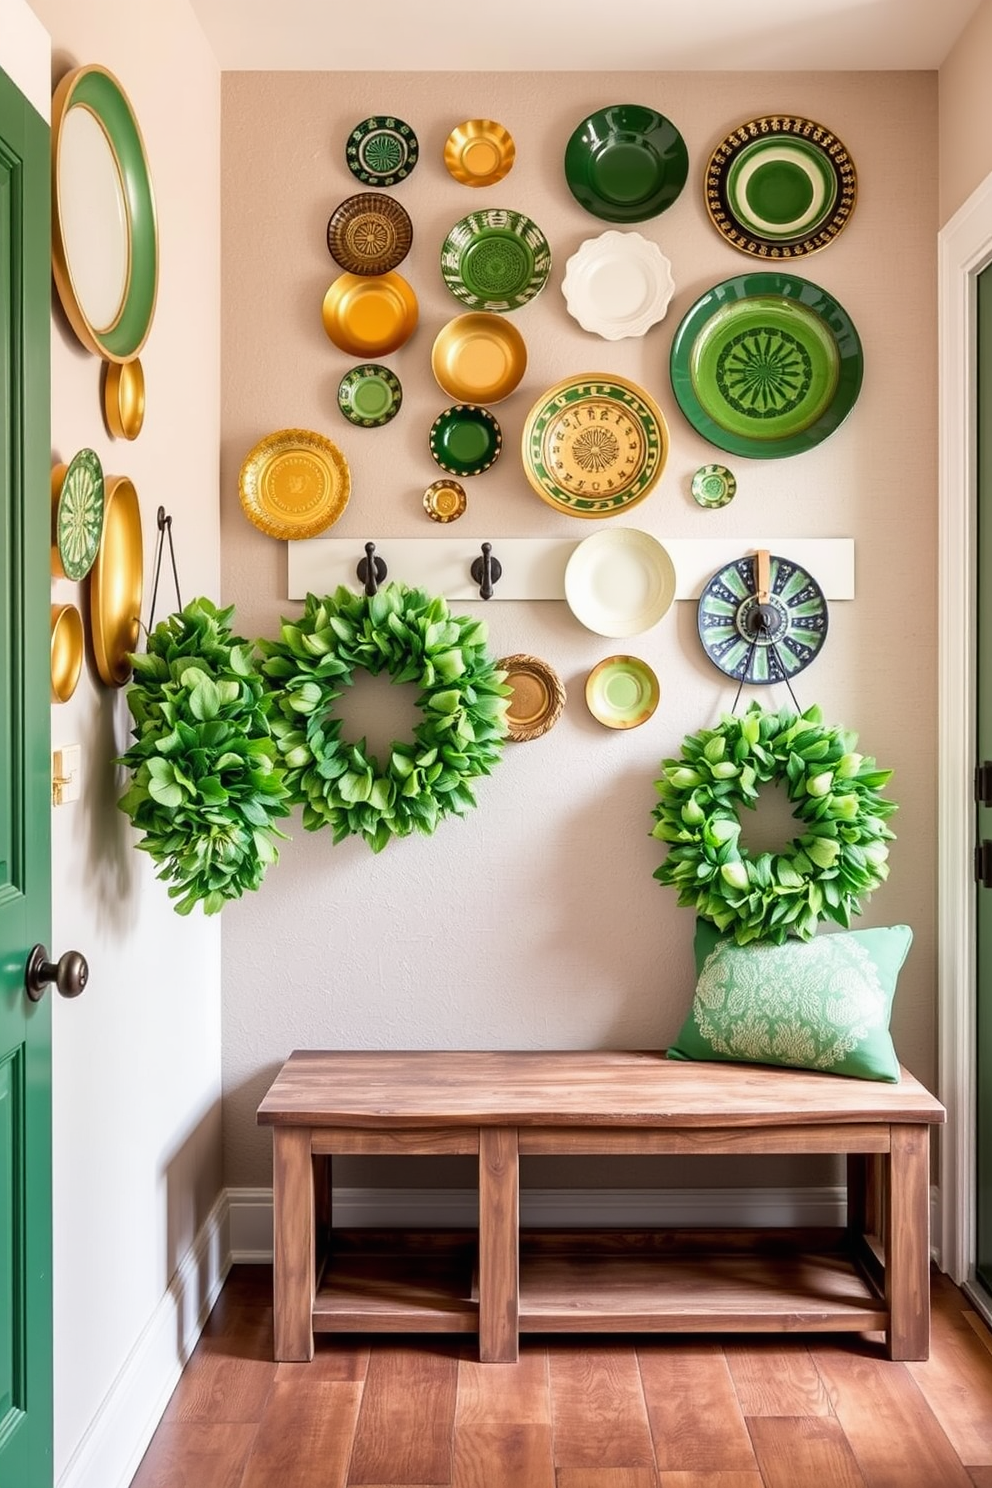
978;262;992;1300
0;65;53;1488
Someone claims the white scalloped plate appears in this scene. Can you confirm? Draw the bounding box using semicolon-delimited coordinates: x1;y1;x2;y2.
565;528;677;637
561;230;675;341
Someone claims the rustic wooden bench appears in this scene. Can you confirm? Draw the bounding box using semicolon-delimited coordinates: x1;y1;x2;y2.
257;1049;945;1364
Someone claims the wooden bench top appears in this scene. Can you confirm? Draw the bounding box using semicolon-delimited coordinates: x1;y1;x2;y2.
257;1050;946;1130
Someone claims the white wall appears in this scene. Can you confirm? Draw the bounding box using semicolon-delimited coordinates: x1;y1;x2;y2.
939;0;992;225
23;0;223;1483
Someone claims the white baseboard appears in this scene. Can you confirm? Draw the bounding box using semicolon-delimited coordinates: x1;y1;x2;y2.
228;1183;852;1260
57;1193;230;1488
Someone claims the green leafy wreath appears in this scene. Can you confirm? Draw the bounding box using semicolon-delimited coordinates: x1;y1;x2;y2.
259;584;509;852
117;598;291;915
651;703;897;945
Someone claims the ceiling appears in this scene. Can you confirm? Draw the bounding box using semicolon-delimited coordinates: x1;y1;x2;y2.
189;0;983;71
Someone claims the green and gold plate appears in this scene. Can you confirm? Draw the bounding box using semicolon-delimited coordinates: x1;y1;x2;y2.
429;404;502;476
337;364;403;427
669;271;863;459
521;373;669;518
705;115;857;258
564;103;688;223
440;208;551;312
345;115;419;186
585;654;660;729
51;447;105;580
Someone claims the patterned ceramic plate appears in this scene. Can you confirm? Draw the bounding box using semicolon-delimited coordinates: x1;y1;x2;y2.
585;654;660;729
345;115;418;186
321;271;418;357
444;119;516;187
239;428;351;539
51;447;105;580
440;208;552;312
669;271;863;459
431;312;527;403
423;479;467;523
561;230;675;340
563;103;688;222
429;405;502;476
705;115;857;258
337;364;402;427
691;463;737;509
326;192;413;275
565;528;676;637
521;373;669;518
697;551;828;684
497;653;566;742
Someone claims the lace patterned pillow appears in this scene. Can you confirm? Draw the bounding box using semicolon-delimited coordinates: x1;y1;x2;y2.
667;921;912;1082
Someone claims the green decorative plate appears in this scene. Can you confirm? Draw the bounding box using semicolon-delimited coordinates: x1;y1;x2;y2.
697;552;828;685
521;374;669;518
691;464;736;509
51;447;105;580
670;272;863;459
429;404;502;476
585;654;660;729
345;116;419;186
563;104;688;223
440;209;552;312
705;115;857;258
337;364;403;427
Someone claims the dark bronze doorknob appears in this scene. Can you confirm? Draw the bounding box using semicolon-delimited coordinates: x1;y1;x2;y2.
25;944;89;1002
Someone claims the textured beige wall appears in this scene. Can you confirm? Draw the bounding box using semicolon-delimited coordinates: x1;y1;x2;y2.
940;0;992;224
221;71;938;1191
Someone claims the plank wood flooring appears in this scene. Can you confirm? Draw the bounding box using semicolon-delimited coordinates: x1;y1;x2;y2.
130;1266;992;1488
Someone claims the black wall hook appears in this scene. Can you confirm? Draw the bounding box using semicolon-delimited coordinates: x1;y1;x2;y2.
356;541;387;597
470;541;502;601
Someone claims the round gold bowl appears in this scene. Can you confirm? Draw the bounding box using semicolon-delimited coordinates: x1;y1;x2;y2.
90;474;143;687
443;119;516;187
51;603;84;703
431;313;527;404
103;356;146;440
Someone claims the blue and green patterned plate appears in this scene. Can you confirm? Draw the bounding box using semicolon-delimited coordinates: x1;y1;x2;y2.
440;209;552;312
697;552;828;684
670;271;863;459
345;116;419;186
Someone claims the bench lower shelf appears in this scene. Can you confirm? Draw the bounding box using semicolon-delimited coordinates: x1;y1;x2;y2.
311;1228;888;1338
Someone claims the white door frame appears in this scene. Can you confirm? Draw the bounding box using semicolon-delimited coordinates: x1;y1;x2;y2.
939;171;992;1286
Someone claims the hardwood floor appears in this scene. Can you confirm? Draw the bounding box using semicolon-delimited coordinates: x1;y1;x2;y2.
130;1267;992;1488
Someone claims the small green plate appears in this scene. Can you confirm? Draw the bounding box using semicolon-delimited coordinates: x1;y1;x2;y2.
670;271;863;459
564;104;688;223
441;209;552;312
691;464;737;509
52;447;105;580
337;364;403;427
345;115;419;186
585;654;660;730
429;404;502;476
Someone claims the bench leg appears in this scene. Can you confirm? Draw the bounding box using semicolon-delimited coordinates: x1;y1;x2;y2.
885;1124;931;1361
273;1127;315;1361
479;1126;518;1363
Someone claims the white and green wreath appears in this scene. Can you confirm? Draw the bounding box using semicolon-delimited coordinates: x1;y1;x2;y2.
651;702;897;945
259;584;509;852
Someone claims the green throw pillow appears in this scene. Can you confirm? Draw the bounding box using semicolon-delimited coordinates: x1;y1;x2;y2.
667;920;912;1082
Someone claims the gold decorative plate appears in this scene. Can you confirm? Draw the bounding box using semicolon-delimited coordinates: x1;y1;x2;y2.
321;271;418;357
443;119;516;187
326;192;413;276
423;479;467;523
497;653;566;742
431;312;527;404
239;428;351;540
103;357;145;439
521;373;669;519
51;603;84;703
90;474;143;687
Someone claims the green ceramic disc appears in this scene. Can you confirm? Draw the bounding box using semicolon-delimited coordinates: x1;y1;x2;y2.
691;464;736;509
55;447;105;580
337;364;402;427
345;115;419;186
441;209;551;312
670;272;863;459
429;404;502;476
564;104;688;223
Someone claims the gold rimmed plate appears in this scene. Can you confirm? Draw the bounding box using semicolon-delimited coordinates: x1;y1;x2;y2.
321;271;418;357
423;479;467;523
431;313;527;404
90;474;143;687
103;357;145;439
326;192;413;276
444;119;516;187
51;603;84;703
239;428;351;540
585;654;660;730
497;653;566;742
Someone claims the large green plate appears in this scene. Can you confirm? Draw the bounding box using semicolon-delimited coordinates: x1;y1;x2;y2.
564;104;688;223
51;65;158;362
669;272;863;459
440;209;551;312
